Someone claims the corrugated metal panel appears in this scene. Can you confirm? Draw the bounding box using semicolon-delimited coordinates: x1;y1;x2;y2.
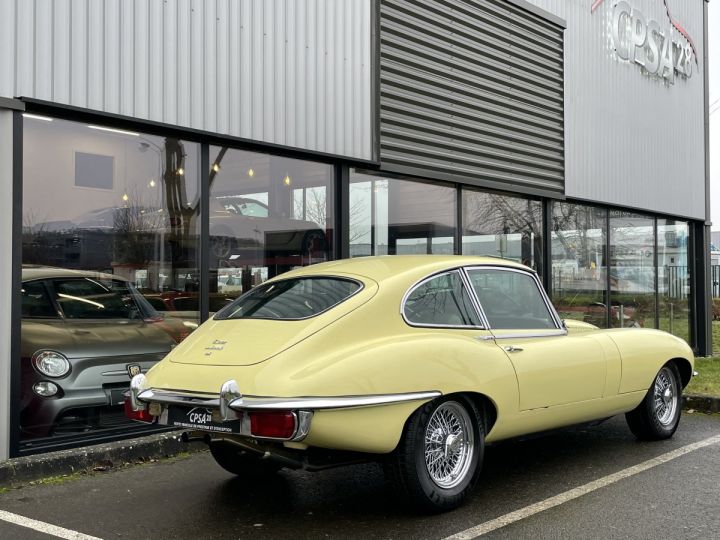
0;0;373;161
526;0;706;220
380;0;565;194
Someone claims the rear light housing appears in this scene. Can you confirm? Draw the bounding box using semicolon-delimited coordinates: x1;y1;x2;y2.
124;396;156;424
249;410;296;439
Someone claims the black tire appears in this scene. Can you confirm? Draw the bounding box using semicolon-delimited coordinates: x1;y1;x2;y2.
625;362;682;440
385;396;484;513
209;442;283;478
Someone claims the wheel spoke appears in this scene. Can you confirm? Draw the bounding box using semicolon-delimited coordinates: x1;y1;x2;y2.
423;401;475;489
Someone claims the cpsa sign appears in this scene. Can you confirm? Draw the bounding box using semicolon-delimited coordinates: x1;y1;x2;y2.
610;1;694;83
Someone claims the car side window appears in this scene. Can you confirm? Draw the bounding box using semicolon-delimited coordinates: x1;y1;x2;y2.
403;271;481;327
467;269;556;330
21;281;58;318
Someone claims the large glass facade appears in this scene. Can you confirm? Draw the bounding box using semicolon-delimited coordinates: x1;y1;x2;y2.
349;172;456;256
658;219;691;342
21;116;200;448
609;211;656;329
14;115;701;456
551;202;608;326
462;190;543;276
207;147;333;304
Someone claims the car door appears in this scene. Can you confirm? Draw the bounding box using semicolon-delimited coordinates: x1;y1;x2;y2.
464;266;607;411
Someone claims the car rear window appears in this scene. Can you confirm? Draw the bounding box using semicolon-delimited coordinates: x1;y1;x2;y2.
215;277;362;320
52;278;159;320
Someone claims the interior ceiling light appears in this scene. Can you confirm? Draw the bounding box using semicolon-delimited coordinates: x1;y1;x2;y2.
122;193;129;202
149;179;156;187
22;113;53;122
177;167;185;176
212;163;221;172
248;168;254;177
283;175;291;186
88;125;140;137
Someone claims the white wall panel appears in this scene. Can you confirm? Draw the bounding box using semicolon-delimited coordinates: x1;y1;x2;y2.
525;0;706;220
0;0;373;161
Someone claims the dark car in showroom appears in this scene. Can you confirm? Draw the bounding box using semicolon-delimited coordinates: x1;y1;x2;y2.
20;266;184;439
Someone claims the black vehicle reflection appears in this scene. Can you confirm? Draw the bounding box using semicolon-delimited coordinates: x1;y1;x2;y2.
209;194;328;261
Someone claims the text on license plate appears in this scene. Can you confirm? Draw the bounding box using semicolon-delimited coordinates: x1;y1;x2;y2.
167;406;241;434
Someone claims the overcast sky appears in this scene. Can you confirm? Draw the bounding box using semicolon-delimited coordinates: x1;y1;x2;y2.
709;2;719;229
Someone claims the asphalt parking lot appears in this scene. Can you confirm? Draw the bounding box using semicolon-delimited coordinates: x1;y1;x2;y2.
0;413;719;540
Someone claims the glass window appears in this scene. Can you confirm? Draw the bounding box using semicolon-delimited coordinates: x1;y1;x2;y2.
52;278;156;320
462;190;544;276
403;271;480;327
21;116;200;446
658;219;690;343
217;278;360;320
467;269;556;330
610;211;656;329
21;280;58;318
349;172;456;256
551;202;608;327
208;147;334;303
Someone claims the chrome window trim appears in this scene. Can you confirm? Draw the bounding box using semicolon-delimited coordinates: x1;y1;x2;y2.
463;265;566;332
400;269;486;330
474;330;568;341
138;389;441;411
213;275;366;322
459;268;490;328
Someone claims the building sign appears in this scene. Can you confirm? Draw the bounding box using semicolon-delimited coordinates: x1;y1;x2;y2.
592;0;697;84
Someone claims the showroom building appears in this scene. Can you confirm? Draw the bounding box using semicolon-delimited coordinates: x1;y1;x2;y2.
0;0;710;459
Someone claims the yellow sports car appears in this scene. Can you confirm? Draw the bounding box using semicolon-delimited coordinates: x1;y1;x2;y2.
126;256;694;512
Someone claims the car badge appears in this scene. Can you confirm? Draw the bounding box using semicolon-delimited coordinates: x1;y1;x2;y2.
204;339;227;356
126;364;142;379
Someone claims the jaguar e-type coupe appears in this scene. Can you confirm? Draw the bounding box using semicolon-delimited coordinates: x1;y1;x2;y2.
126;256;695;512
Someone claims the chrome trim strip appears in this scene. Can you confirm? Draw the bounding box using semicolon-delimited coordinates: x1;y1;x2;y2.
101;370;130;377
137;388;221;408
229;391;441;411
459;267;490;328
475;330;568;341
138;388;441;411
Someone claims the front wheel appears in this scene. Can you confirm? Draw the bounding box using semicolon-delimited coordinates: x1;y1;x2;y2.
209;442;283;478
625;363;682;440
385;397;483;513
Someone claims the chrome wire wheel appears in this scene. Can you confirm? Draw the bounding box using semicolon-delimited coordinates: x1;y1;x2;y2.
424;401;475;489
653;366;678;426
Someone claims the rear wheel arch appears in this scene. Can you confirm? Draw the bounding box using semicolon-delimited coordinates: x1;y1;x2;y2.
399;391;498;444
668;357;693;389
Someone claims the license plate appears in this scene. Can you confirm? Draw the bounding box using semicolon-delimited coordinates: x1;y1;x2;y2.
167;406;242;434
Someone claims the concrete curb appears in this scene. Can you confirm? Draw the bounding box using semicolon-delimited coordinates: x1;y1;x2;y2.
683;394;720;414
0;431;203;489
0;395;717;490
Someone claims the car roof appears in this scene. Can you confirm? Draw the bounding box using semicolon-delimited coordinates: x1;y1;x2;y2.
276;255;533;283
21;265;128;282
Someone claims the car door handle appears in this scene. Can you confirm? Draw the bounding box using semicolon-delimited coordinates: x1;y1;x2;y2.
503;345;524;353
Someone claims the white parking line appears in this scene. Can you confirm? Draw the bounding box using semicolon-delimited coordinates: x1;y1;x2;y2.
444;433;720;540
0;509;102;540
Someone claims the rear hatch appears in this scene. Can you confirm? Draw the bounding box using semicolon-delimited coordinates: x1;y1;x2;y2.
169;275;378;366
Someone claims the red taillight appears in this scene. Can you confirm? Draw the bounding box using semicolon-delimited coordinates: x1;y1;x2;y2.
249;411;296;439
124;398;156;424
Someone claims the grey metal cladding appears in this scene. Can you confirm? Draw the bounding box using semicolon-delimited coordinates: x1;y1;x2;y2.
379;0;565;194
